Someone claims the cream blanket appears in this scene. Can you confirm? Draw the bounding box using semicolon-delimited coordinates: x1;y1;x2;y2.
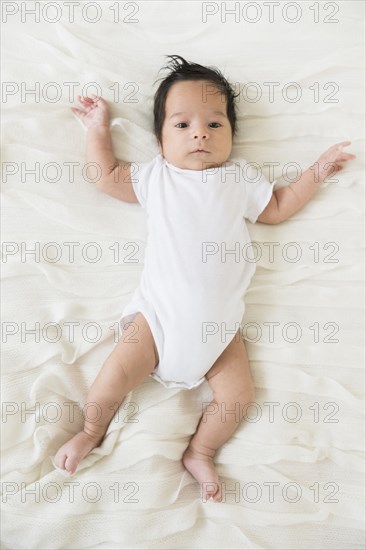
1;1;364;548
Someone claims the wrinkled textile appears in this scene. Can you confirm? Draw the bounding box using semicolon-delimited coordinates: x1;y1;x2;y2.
1;1;364;549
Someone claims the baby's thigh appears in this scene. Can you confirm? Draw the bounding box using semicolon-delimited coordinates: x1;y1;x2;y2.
205;330;254;400
113;312;159;376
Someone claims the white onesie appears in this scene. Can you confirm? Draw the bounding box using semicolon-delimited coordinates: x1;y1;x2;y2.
118;153;276;389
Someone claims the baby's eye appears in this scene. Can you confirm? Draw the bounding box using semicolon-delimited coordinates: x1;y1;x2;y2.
209;122;221;128
175;122;188;128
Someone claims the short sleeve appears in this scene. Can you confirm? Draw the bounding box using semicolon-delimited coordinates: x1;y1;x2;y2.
240;159;277;223
130;155;160;210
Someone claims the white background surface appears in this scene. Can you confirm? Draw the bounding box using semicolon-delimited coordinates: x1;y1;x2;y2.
1;1;365;548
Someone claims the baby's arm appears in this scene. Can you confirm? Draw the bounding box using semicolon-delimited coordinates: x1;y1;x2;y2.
258;141;356;224
72;95;138;203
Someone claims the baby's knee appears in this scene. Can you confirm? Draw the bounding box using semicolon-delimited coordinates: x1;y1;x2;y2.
231;383;255;409
214;379;255;417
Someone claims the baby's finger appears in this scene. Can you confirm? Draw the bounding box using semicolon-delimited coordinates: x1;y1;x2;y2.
323;142;350;158
335;141;352;151
78;95;94;105
337;153;356;161
71;107;85;118
77;95;95;108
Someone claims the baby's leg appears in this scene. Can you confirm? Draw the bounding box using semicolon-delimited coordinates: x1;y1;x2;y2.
54;313;158;474
182;330;254;502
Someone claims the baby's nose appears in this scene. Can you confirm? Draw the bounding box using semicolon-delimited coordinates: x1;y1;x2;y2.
193;129;208;139
192;123;208;139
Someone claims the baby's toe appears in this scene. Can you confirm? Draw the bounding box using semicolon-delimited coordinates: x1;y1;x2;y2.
53;450;67;470
203;482;220;502
64;455;79;474
212;486;223;502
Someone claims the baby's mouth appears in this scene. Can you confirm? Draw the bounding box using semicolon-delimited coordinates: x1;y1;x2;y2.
191;149;210;153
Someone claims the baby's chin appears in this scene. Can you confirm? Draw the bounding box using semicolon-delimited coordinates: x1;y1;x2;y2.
166;154;229;171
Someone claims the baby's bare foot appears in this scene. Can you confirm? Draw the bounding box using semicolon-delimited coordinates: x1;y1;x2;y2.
182;446;222;502
53;431;104;475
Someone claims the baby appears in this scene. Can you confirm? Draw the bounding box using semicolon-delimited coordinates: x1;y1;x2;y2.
54;55;355;502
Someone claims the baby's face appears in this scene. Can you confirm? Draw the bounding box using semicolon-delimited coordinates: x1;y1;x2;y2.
159;80;233;170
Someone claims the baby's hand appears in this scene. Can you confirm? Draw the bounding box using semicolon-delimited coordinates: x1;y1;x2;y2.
313;141;356;182
71;95;110;129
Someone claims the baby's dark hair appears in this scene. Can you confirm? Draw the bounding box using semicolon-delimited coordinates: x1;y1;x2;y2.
153;55;240;147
